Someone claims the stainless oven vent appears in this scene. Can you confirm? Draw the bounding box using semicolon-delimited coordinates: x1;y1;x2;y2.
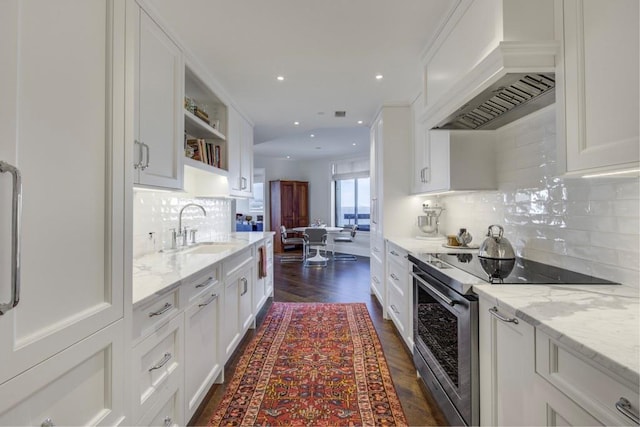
433;73;555;130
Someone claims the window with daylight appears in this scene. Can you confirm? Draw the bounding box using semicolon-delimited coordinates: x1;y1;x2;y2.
332;158;370;231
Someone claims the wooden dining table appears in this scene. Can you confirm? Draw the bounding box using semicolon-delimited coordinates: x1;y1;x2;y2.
291;226;343;262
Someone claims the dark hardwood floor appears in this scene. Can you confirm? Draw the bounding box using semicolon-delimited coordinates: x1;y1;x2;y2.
191;252;448;426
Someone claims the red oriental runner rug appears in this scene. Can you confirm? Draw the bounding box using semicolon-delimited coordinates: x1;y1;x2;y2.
209;302;408;426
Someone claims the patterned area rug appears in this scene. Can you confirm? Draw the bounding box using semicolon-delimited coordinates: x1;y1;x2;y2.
209;302;408;426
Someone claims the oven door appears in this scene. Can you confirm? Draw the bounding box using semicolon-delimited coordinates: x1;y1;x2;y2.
412;265;478;426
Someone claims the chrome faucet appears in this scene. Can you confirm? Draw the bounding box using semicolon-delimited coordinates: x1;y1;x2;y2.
176;203;207;247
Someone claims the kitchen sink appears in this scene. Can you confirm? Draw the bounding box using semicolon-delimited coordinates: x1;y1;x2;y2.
161;241;242;255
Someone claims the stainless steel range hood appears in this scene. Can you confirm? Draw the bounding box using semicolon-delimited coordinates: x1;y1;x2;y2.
433;72;555;130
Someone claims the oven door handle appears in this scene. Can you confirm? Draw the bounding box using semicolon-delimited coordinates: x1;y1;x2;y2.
411;271;458;306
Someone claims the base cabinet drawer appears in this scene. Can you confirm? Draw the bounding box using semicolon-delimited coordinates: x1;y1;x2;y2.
536;329;639;426
138;386;183;427
133;288;180;343
0;321;125;426
132;315;183;422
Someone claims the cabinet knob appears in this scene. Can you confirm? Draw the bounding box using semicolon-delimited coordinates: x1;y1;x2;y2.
41;418;54;427
163;416;173;427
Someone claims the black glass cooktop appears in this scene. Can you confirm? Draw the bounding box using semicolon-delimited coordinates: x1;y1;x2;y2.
424;253;617;285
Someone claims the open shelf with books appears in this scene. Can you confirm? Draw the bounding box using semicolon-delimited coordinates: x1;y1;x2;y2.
184;64;228;173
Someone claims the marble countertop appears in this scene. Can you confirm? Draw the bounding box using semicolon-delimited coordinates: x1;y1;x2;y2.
390;236;640;385
133;232;274;308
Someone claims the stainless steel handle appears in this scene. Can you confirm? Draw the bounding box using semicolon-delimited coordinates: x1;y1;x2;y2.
148;352;172;371
195;276;214;289
390;250;400;256
241;176;248;190
149;302;172;317
141;142;150;170
372;276;380;284
240;277;248;296
616;397;640;424
488;307;519;324
134;140;143;169
371;198;377;224
390;304;399;314
390;273;399;281
0;161;22;315
411;272;457;307
41;418;54;427
198;293;219;308
422;167;430;183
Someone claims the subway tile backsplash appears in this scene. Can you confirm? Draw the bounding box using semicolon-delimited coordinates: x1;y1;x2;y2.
133;190;232;258
432;106;639;288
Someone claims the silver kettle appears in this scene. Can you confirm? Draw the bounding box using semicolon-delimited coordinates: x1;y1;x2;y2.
478;225;515;260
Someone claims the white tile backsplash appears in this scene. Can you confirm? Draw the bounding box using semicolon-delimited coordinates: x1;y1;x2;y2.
430;106;640;288
133;190;232;257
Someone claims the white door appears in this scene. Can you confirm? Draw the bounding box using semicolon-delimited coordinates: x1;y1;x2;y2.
0;0;125;385
133;6;184;189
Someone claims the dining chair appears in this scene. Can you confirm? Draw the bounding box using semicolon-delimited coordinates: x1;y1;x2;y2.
331;224;358;261
279;225;306;263
303;228;328;267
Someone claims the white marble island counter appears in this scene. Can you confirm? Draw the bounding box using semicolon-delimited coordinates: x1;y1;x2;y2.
133;232;274;307
388;236;640;386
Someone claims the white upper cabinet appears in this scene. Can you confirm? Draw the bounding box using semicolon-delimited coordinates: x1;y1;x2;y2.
227;107;254;198
413;125;496;194
130;3;184;189
556;0;639;174
0;0;126;421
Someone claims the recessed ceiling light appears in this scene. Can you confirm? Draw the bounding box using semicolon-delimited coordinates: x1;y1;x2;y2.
276;76;285;81
357;120;363;124
286;155;291;159
375;74;383;80
294;121;300;126
352;143;357;146
310;134;315;138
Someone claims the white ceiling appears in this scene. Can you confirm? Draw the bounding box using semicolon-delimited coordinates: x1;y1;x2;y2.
151;0;455;160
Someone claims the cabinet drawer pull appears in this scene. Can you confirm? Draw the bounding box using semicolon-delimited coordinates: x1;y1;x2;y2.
41;418;54;427
198;293;219;308
195;276;214;288
390;304;399;314
390;250;399;256
372;276;380;284
488;307;519;324
148;352;172;371
240;277;248;296
163;417;173;427
141;142;150;170
390;273;399;281
149;302;172;317
615;397;640;424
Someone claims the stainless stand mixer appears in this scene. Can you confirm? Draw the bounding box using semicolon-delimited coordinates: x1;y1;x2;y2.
416;203;445;240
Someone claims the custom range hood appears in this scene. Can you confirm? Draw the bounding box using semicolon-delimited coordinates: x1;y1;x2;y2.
425;41;558;131
432;71;555;130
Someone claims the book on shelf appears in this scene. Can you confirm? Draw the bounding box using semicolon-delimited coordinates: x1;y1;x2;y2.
186;138;223;169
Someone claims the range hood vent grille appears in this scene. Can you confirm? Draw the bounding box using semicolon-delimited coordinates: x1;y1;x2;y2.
433;73;555;130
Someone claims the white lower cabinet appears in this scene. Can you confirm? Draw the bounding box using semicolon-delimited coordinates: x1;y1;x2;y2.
479;298;535;426
184;282;222;421
479;296;640;426
370;237;385;311
132;314;183;424
221;246;255;361
0;320;125;426
533;329;639;426
385;241;412;350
